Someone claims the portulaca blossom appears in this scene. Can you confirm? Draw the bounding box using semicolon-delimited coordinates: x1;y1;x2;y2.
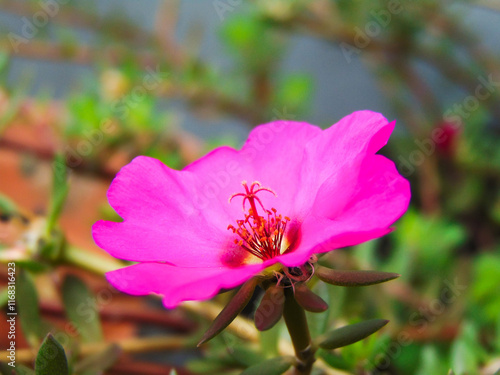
92;111;410;308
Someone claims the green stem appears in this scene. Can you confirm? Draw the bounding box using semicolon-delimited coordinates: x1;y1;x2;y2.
62;246;124;275
282;288;315;375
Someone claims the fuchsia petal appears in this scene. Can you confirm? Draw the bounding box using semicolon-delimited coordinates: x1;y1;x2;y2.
92;154;244;267
307;111;393;182
184;146;249;227
93;219;233;267
234;111;396;220
236;120;322;214
301;111;396;219
277;155;410;267
106;262;268;308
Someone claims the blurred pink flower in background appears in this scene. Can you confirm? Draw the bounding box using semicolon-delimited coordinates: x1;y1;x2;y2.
92;110;410;308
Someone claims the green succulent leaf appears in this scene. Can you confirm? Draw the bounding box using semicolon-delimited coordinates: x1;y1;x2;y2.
318;319;389;350
46;154;69;233
198;277;260;345
10;260;48;273
293;283;328;313
187;357;228;374
35;334;69;375
62;275;103;343
0;362;35;375
316;349;351;371
38;229;65;263
227;347;267;368
316;267;400;287
240;356;295;375
254;285;284;331
17;270;44;347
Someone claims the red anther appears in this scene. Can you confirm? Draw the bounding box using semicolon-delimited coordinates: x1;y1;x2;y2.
228;181;288;260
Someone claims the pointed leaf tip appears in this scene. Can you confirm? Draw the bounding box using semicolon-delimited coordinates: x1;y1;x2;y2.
35;333;69;375
293;283;328;313
255;285;284;331
318;319;389;350
198;277;259;346
240;356;295;375
316;267;400;287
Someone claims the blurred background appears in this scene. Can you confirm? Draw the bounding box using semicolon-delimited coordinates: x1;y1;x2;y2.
1;1;500;374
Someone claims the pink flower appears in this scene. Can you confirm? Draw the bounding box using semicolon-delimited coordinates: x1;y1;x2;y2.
92;111;410;308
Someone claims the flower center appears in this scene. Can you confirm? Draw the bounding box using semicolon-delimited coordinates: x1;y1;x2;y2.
227;181;290;261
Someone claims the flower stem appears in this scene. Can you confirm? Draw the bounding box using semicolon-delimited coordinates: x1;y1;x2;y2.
282;288;315;375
